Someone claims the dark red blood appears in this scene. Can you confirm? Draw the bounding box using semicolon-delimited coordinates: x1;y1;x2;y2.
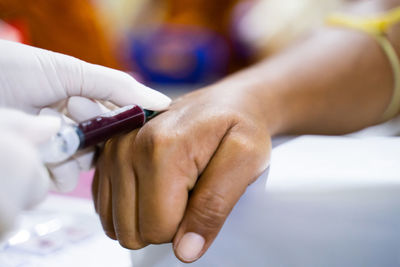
78;105;145;148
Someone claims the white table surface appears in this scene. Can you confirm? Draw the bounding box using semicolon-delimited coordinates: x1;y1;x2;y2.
0;195;131;267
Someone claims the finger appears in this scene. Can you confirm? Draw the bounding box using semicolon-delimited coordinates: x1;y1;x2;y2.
110;131;146;249
96;141;116;240
41;99;106;184
0;131;51;210
92;169;100;213
133;115;231;245
48;159;80;192
0;132;50;235
39;107;75;129
50;51;171;111
71;148;95;172
98;171;116;240
67;96;110;122
173;130;270;263
0;108;61;144
40;107;91;190
134;143;193;245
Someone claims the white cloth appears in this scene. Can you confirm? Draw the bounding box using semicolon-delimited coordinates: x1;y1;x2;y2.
238;0;343;54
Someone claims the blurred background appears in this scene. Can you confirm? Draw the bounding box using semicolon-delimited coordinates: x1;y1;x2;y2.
0;0;344;92
3;2;400;267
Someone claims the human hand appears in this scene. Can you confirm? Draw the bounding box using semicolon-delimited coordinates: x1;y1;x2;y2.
0;40;171;191
93;84;271;263
0;109;60;237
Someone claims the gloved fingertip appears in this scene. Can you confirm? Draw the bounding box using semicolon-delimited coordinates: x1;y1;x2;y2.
48;159;80;193
39;107;61;117
134;86;172;111
73;148;95;171
82;64;172;111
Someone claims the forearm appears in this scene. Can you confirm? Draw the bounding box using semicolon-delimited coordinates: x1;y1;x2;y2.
213;0;400;136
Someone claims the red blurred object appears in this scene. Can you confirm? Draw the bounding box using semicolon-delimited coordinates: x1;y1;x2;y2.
0;0;121;69
0;20;25;43
5;19;31;44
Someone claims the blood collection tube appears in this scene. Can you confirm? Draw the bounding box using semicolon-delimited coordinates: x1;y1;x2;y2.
77;105;148;149
40;105;156;164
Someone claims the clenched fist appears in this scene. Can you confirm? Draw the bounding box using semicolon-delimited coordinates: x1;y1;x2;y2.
93;82;271;263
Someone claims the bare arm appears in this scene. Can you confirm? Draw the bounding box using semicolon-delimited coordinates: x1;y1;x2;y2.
218;0;400;135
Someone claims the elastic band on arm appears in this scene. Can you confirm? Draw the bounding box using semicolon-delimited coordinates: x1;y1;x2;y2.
326;7;400;120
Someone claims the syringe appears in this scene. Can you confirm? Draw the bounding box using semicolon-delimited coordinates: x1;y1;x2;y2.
40;105;156;164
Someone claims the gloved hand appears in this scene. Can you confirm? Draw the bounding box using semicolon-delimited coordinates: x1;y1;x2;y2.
42;96;111;191
0;109;60;237
0;39;171;192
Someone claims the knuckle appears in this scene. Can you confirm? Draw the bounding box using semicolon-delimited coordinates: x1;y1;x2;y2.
190;191;229;230
102;137;117;155
229;130;269;159
151;131;174;148
148;128;174;147
227;109;246;122
229;134;255;154
136;124;176;154
229;133;270;177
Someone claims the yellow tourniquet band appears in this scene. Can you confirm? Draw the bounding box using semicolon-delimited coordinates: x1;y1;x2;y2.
326;7;400;120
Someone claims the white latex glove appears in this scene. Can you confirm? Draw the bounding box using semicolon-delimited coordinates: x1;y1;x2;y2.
0;39;171;192
0;109;60;237
0;40;170;114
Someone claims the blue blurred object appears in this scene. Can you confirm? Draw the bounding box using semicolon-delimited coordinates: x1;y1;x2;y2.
130;25;230;85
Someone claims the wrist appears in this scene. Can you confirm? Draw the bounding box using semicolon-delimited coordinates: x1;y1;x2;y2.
207;67;291;137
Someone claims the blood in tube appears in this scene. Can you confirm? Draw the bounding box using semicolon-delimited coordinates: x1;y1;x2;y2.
77;105;146;149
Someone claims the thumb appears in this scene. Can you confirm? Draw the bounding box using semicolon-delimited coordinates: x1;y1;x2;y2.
49;51;171;111
173;131;270;263
0;108;61;144
80;64;172;111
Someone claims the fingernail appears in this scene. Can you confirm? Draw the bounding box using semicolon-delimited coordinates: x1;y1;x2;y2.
176;232;205;262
